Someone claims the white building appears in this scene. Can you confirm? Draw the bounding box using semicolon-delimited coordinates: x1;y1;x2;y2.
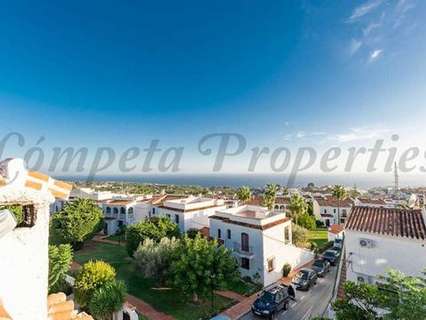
209;205;314;287
313;196;353;226
345;206;426;284
156;195;227;232
0;158;90;320
102;199;138;235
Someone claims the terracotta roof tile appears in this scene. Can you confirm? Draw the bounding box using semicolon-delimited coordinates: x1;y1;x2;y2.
329;224;344;235
346;206;426;240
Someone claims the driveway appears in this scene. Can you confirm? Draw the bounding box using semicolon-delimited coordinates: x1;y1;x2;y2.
240;265;338;320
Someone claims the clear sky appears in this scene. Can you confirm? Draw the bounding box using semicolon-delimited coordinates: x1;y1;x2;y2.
0;1;425;177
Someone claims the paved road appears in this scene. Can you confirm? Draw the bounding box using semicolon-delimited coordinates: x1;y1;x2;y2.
240;265;338;320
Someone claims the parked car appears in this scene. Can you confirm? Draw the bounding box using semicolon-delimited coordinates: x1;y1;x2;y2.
322;249;340;266
292;268;318;291
251;285;291;319
311;258;330;277
333;238;343;249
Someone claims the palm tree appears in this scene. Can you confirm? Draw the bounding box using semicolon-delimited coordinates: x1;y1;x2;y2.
236;186;252;204
262;184;278;210
288;194;307;225
332;185;347;224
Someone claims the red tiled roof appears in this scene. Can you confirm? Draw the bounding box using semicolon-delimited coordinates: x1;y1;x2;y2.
315;196;353;207
329;224;344;235
107;199;134;205
346;206;426;240
357;198;386;205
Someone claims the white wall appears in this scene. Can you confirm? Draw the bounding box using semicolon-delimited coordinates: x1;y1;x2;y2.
0;199;50;320
345;230;426;283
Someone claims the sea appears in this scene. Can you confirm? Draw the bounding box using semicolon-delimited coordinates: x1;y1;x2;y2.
58;173;426;189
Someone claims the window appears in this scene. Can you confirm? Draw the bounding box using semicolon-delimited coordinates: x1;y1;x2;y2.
120;207;126;214
152;208;156;214
217;228;222;239
175;214;179;224
241;258;250;270
106;207;111;214
324;209;327;213
113;208;119;215
333;208;336;213
284;226;291;244
241;233;249;252
227;229;231;239
267;257;275;272
166;214;171;219
128;207;134;214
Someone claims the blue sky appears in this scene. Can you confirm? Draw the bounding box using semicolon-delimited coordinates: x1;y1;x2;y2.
0;1;425;175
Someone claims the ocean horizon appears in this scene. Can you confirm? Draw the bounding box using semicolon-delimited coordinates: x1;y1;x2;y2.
56;173;426;190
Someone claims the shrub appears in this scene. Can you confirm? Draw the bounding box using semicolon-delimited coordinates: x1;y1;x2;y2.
292;223;309;248
282;263;292;277
185;228;200;239
134;237;179;283
315;220;325;228
297;213;316;230
126;217;180;256
50;199;103;249
74;261;116;308
87;280;126;320
48;244;73;293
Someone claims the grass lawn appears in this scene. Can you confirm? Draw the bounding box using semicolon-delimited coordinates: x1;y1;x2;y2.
74;242;234;320
308;228;329;250
106;234;126;242
225;278;261;296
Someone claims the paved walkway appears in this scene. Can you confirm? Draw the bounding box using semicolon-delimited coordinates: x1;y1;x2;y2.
92;234;126;246
215;290;246;302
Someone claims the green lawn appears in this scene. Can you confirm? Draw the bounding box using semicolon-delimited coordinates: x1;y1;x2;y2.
308;228;330;250
74;242;234;320
225;278;261;296
106;234;126;242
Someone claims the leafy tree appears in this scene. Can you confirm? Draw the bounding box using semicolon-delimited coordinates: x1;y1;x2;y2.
50;199;103;249
48;244;73;293
262;184;278;210
236;186;251;203
288;193;307;225
297;213;316;230
332;185;347;224
87;280;126;320
74;261;116;308
170;235;239;303
134;237;179;283
291;223;309;248
126;217;180;256
333;269;426;320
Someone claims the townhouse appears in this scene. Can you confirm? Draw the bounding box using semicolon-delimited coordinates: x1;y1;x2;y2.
156;195;227;232
344;206;426;284
102;199;138;235
313;196;354;226
209;205;314;286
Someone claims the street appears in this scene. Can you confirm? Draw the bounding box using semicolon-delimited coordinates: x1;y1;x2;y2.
240;265;338;320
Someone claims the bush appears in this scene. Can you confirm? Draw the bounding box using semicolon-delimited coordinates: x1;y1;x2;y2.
292;223;309;248
87;280;126;320
297;213;316;230
126;217;180;256
74;261;116;308
134;237;179;283
185;228;200;239
315;220;325;228
282;263;292;277
50;199;103;249
48;244;73;293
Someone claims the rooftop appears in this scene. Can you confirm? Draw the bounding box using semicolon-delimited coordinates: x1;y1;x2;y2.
315;196;353;207
346;206;426;240
161;195;225;211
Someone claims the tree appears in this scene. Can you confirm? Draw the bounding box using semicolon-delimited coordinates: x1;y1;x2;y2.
126;217;180;256
288;193;307;225
134;237;179;283
50;199;103;249
297;213;316;230
0;205;24;225
236;186;251;203
74;261;116;308
332;185;347;224
87;280;126;320
333;269;426;320
170;235;239;303
262;184;278;210
48;244;73;293
291;223;309;248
